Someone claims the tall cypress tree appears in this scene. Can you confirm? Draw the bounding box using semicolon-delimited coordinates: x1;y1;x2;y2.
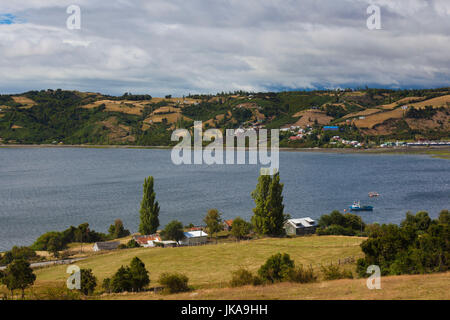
251;174;272;235
266;173;285;236
251;172;285;236
139;176;160;235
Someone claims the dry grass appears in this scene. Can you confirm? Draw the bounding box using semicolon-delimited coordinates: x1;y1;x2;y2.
103;272;450;300
342;108;382;119
12;96;36;109
291;109;333;127
353;108;405;129
377;97;424;110
33;236;364;289
408;95;450;109
81;100;147;115
143;113;191;126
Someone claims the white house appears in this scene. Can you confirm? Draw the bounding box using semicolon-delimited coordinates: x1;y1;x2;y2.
179;230;208;246
284;217;317;236
133;235;161;248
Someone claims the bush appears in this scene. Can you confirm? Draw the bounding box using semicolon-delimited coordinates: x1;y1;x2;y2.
321;264;353;280
102;278;111;293
316;210;365;236
119;239;140;249
258;253;295;283
159;272;190;294
34;286;82;300
79;268;97;296
230;268;261;287
231;217;252;240
108;219;131;239
357;210;449;276
287;265;317;283
108;257;150;293
0;246;38;266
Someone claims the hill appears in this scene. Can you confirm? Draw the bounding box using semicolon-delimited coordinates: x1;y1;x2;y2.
6;235;448;300
32;236;364;289
0;88;449;147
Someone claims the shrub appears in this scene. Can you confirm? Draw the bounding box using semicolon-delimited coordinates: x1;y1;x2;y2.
231;217;252;240
102;278;111;293
321;264;353;280
160;220;185;242
357;210;449;276
108;219;131;239
119;239;140;249
35;286;82;300
159;272;190;294
109;257;150;293
129;257;150;291
230;268;260;287
79;268;97;296
317;210;365;236
258;253;295;283
287;265;317;283
0;246;38;266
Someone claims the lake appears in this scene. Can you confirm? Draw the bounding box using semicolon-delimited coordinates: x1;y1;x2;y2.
0;147;449;251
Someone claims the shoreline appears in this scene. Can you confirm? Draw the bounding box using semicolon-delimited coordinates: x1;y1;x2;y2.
1;143;449;155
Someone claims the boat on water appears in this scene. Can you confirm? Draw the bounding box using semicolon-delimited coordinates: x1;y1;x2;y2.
368;192;380;198
350;201;373;211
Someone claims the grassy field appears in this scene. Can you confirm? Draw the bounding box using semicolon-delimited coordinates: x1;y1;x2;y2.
2;235;449;300
32;236;364;290
104;272;450;300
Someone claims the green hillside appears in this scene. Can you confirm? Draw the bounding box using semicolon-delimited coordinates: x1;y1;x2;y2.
0;88;449;147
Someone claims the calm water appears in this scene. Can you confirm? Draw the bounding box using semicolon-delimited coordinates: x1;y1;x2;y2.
0;148;449;251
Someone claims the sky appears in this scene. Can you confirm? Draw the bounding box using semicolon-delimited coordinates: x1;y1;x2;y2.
0;0;449;96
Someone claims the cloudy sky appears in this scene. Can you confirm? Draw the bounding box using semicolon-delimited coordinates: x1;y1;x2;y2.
0;0;449;96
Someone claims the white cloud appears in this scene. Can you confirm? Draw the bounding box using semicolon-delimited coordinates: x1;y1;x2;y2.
0;0;448;96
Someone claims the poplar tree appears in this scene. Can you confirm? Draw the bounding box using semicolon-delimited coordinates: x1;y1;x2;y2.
139;176;160;235
266;173;285;236
251;172;286;236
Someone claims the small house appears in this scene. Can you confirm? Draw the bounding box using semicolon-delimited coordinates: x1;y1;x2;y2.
179;230;208;246
93;241;120;252
223;219;233;231
284;217;317;236
133;234;161;247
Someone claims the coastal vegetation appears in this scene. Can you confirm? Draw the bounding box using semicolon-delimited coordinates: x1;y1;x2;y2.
1;88;449;147
316;210;366;236
356;210;449;276
0;173;448;300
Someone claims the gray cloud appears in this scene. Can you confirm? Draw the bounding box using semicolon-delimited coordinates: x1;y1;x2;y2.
0;0;449;96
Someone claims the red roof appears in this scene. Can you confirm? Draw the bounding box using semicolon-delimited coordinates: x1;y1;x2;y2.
224;219;233;227
133;235;161;245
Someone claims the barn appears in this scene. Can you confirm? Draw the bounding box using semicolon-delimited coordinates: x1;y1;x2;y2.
284;217;317;236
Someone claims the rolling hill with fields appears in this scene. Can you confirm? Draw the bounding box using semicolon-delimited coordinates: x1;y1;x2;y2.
3;235;448;300
0;88;449;146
